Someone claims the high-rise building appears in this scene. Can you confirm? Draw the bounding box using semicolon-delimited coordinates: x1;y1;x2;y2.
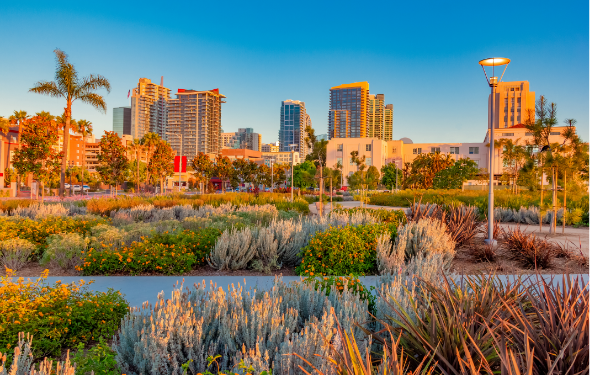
279;99;309;158
384;104;394;141
328;82;370;139
489;81;535;129
130;77;170;140
221;132;240;149
237;128;261;151
113;106;131;137
367;94;394;141
168;88;226;161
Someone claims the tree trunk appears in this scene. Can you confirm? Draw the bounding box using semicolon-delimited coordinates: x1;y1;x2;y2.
136;151;140;194
16;120;22;196
41;181;44;202
330;177;333;213
319;164;323;217
60;103;72;198
540;166;544;232
81;140;85;196
551;167;558;234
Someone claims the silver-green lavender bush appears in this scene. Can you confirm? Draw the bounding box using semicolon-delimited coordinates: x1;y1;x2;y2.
41;233;88;270
208;227;256;270
0;333;76;375
390;218;455;262
113;277;368;375
0;238;36;271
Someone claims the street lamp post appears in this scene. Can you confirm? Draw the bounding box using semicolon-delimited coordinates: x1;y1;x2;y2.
479;57;510;245
170;133;183;192
289;144;297;202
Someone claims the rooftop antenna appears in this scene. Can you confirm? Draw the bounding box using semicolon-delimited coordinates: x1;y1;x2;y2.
160;76;164;87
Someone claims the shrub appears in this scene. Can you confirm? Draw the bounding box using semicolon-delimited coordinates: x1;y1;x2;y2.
331;207;407;226
80;228;221;275
502;226;555;269
0;332;76;375
0;216;105;257
389;218;455;262
305;275;376;314
0;269;128;359
208;227;257;271
0;199;37;213
71;337;120;375
296;223;397;276
0;238;36;271
468;242;497;263
113;277;368;375
41;233;88;270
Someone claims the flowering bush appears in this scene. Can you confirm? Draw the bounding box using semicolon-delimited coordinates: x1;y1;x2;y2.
80;228;222;275
0;216;105;257
0;269;128;359
296;223;397;276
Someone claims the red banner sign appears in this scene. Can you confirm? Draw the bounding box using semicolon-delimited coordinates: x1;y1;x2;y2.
174;156;187;173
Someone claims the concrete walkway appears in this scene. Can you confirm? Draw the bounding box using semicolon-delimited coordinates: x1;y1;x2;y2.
40;274;588;309
310;201;589;256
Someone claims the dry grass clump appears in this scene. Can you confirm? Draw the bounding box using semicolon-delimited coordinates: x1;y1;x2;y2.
501;226;555;269
468;242;497;263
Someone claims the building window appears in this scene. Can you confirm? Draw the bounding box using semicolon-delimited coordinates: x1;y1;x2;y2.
502;133;514;136
550;132;560;135
413;148;422;154
337;157;342;166
366;157;372;166
337;144;343;151
431;147;440;153
450;147;459;154
525;132;532;136
366;144;372;151
392;147;397;153
469;147;479;155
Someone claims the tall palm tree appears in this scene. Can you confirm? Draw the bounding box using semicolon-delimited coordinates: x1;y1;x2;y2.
141;132;160;189
72;119;93;193
127;139;144;192
29;49;110;198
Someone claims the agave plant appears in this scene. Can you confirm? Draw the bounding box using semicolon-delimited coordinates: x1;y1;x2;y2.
501;226;555;269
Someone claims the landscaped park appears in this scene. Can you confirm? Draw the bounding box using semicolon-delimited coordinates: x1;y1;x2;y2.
0;190;588;374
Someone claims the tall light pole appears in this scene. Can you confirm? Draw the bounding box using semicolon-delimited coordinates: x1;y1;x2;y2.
170;132;183;192
289;144;297;202
479;57;510;245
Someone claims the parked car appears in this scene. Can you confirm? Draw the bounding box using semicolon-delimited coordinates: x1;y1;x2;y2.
64;183;71;189
72;185;81;192
82;185;90;191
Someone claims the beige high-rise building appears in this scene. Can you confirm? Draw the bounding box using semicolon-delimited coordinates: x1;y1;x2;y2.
130;77;170;140
489;81;535;129
168;88;226;161
367;94;394;140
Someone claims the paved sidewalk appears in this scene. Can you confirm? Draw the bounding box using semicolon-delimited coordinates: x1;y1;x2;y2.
39;274;588;309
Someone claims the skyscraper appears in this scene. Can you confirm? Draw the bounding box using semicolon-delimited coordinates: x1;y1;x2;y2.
279;100;309;158
130;77;170;140
113;106;131;137
328;82;369;139
489;81;535;129
367;94;394;141
167;88;226;161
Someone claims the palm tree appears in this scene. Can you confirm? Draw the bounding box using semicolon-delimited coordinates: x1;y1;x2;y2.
127;139;144;192
29;49;110;198
141;132;160;189
72;119;93;194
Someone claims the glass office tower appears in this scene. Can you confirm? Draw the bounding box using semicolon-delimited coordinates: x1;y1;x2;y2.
279;100;309;158
113;106;131;137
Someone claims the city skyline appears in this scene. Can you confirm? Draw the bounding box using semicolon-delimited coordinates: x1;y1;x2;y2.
0;1;587;144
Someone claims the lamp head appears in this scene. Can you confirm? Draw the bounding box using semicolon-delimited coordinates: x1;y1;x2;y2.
479;57;510;87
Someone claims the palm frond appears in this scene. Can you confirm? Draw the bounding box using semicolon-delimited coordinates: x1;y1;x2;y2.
77;92;107;113
54;49;77;96
29;81;64;98
76;74;111;94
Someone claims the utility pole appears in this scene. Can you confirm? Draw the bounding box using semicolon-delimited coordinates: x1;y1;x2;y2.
178;133;183;192
289;144;297;202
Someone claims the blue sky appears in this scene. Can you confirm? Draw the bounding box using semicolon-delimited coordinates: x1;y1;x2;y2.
1;0;588;143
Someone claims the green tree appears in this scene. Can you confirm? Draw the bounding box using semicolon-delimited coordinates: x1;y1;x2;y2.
433;158;479;189
495;138;527;193
271;163;288;190
96;131;129;195
231;157;250;191
403;152;454;189
366;165;380;190
381;163;402;191
148;139;174;194
30;49;110;198
214;155;233;193
12;115;63;201
304;124;327;167
192;152;214;193
292;160;316;189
